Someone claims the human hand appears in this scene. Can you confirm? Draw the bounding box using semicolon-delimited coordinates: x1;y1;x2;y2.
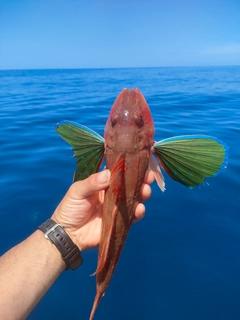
51;170;154;251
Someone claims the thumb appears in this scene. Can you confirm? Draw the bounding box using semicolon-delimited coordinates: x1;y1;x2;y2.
69;170;111;200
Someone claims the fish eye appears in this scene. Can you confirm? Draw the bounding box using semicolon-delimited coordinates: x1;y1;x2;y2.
111;114;119;127
138;114;144;127
134;114;144;128
111;117;114;127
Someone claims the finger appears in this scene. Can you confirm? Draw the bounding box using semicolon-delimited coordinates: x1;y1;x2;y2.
133;203;145;222
144;170;155;185
69;170;111;200
140;183;152;202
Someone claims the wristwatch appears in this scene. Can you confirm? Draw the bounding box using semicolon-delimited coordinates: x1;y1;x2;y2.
38;219;83;270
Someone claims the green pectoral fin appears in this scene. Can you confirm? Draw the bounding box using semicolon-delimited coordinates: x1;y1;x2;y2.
56;120;105;181
153;135;229;188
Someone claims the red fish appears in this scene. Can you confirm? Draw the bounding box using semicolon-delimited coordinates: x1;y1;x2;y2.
56;88;228;319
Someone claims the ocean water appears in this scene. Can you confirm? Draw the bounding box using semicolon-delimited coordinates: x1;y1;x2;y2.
0;67;239;320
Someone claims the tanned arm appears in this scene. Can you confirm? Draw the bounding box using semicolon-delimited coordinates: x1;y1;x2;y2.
0;170;153;320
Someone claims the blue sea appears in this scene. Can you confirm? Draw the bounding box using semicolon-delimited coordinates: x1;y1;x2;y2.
0;67;239;320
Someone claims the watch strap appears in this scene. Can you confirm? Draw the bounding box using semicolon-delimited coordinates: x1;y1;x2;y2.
38;219;83;270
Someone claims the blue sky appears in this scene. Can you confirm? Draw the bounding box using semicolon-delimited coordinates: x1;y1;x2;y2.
1;0;240;69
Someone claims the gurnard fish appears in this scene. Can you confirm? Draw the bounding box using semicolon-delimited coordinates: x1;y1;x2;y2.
56;88;228;319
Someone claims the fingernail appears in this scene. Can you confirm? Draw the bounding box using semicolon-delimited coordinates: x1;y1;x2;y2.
97;169;110;184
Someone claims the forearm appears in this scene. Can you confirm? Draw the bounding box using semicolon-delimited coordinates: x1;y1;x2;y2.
0;230;65;320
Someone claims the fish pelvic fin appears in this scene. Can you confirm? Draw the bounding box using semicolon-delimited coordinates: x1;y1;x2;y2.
149;154;165;192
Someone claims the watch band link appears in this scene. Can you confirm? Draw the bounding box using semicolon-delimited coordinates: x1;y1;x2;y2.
38;219;83;270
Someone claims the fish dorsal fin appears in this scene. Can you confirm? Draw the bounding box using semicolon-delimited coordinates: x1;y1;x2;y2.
95;153;125;275
110;153;125;201
95;205;118;275
153;135;229;188
56;120;105;181
149;154;165;192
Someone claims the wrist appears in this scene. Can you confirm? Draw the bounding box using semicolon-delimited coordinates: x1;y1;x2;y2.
50;214;84;251
35;229;66;272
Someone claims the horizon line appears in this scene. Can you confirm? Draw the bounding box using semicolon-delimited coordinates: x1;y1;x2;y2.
1;64;240;72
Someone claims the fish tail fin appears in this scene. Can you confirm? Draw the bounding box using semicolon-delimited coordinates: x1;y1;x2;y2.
89;290;104;320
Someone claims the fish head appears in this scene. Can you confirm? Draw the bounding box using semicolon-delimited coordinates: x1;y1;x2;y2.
104;88;154;152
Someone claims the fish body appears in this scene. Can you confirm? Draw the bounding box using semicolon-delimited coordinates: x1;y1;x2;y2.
56;88;229;319
90;89;155;318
